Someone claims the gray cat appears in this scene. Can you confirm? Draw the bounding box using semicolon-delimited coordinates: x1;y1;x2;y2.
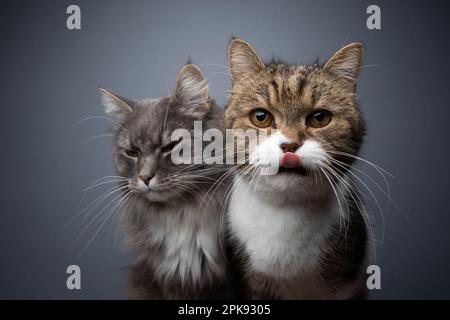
100;64;238;299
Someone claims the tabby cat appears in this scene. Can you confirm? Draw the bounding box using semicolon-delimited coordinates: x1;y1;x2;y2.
224;38;369;299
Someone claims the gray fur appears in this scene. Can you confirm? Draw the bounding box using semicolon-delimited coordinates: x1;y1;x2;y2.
101;65;237;299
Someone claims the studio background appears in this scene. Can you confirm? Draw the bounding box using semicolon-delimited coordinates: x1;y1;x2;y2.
1;0;449;299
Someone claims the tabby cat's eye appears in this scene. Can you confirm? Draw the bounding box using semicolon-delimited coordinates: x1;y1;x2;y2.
250;108;274;128
125;149;140;158
306;109;332;128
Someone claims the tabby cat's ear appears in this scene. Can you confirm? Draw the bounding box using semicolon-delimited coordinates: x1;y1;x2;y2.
228;37;264;84
173;64;210;119
324;43;364;85
99;87;134;118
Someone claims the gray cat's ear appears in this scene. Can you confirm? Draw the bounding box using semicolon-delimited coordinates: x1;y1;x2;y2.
228;37;264;84
173;64;210;118
324;43;364;84
99;87;134;118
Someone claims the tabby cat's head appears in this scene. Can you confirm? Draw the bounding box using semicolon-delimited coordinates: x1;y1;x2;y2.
225;38;366;200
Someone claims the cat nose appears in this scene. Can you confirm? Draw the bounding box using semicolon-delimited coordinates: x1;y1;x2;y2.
280;142;300;153
139;175;153;186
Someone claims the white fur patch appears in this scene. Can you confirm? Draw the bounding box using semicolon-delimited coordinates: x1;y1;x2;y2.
145;204;223;285
250;131;288;168
297;140;328;170
250;131;329;174
229;175;339;277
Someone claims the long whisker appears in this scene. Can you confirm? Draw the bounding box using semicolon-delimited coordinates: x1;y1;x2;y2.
320;168;346;232
83;179;128;192
66;184;128;225
73;115;117;128
69;187;129;255
326;150;394;177
76;190;134;258
327;159;386;243
72;133;115;150
325;163;377;259
329;157;406;220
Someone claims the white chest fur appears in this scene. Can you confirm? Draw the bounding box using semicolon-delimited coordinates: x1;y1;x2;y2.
228;176;339;280
144;203;223;285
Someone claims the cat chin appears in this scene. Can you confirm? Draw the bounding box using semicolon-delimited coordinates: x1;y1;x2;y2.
137;189;193;205
247;171;329;203
137;190;172;203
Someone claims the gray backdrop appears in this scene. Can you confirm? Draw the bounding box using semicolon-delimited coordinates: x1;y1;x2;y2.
1;0;449;299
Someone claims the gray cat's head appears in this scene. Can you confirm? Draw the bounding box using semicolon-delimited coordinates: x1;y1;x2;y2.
100;64;213;203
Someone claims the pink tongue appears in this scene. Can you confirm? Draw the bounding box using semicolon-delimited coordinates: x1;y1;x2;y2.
280;152;302;168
